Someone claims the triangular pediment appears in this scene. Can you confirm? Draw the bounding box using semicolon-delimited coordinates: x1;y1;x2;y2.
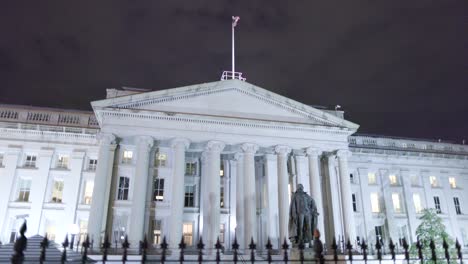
92;80;359;130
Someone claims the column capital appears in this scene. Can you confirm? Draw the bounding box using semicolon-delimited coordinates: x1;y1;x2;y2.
97;133;116;145
336;149;351;158
274;145;291;156
305;147;323;157
135;135;154;149
170;138;190;149
234;152;244;161
205;140;225;153
241;143;259;154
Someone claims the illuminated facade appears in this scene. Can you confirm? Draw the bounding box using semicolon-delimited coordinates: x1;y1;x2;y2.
0;79;467;249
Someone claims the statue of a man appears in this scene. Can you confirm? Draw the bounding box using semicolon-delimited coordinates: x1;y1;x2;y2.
289;184;318;246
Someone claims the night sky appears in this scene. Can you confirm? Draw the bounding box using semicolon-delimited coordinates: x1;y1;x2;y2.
1;1;467;141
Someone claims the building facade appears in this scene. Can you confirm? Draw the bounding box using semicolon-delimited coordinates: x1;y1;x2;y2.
0;79;467;250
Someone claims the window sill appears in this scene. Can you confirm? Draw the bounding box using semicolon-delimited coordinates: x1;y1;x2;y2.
51;167;70;171
9;201;31;208
77;204;91;210
43;203;66;209
17;166;38;170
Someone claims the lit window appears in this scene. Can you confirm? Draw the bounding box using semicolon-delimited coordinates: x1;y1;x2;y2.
220;162;224;177
389;175;398;185
449;177;457;189
88;159;97;171
56;155;69;169
78;220;88;243
183;223;193;246
392;193;402;213
185;162;197;175
454;197;462;215
430;176;438;187
24;155;37;168
219;224;225;244
153;220;162;245
17;178;32;202
50;180;64;203
413;193;423;213
368;173;377;184
155;153;167;167
352;194;357;212
220;187;225;208
184;185;195;207
45;220;56;241
370;193;380;213
83;181;94;204
117;177;130;200
154;178;164;201
122;150;133;164
434;196;442;214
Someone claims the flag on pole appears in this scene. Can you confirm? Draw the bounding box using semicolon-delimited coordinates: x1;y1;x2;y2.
232;16;240;27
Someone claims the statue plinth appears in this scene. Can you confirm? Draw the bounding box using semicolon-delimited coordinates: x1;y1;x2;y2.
290;248;316;262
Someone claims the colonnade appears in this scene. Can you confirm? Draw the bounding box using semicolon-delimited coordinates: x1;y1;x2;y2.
87;133;356;249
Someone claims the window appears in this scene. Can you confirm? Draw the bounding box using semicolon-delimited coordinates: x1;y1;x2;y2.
368;173;377;184
185;162;197;175
413;193;423;213
375;226;384;244
184;185;195;207
117;177;130;200
17;178;31;202
454;197;462;215
50;180;64;203
350;173;355;183
112;215;128;242
24;155;37;168
56;155;69;169
154;178;164;201
0;153;4;166
389;175;398;185
83;181;94;204
392;193;402;213
370;193;380;213
219;224;225;244
153;220;162;245
122;150;133;164
434;196;442;214
449;177;457;189
45;220;57;241
430;176;438;187
352;194;357;212
183;223;193;246
88;159;97;171
155;153;167;167
220;162;224;177
220;187;225;208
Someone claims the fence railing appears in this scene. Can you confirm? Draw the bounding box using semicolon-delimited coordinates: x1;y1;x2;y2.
5;222;467;263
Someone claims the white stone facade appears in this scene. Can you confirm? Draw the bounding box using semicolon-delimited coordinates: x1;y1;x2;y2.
0;80;467;251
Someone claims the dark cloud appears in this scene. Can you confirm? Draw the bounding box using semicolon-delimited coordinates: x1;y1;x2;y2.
0;1;467;141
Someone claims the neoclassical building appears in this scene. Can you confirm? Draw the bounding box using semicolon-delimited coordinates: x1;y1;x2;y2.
0;79;467;250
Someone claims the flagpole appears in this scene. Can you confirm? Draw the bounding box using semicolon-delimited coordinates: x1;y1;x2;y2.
232;20;235;79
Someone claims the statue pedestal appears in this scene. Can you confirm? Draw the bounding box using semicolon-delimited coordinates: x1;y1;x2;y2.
290;248;316;262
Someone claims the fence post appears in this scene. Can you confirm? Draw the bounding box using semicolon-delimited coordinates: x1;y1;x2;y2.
179;236;186;263
402;238;410;264
102;234;110;263
361;239;368;263
331;237;338;263
315;237;325;264
389;239;396;263
197;237;204;264
39;235;49;263
282;238;289;263
299;241;305;264
161;237;168;264
82;235;90;264
249;237;256;264
430;239;437;264
443;238;450;264
232;236;239;264
416;237;423;263
266;238;273;264
346;239;353;262
11;222;27;264
122;235;130;263
61;235;69;264
140;235;148;264
455;239;462;264
215;237;222;264
376;239;382;263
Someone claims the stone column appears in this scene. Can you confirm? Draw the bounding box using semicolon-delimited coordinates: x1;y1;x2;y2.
168;138;190;248
241;143;259;246
128;136;154;247
88;133;117;243
234;153;245;249
0;146;21;241
201;141;225;250
336;150;356;243
275;145;291;245
306;147;325;240
264;154;280;248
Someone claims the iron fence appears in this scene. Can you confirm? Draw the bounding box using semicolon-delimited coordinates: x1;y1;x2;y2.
4;222;467;263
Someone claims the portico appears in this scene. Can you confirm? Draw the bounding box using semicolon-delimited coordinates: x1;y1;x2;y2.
89;79;359;249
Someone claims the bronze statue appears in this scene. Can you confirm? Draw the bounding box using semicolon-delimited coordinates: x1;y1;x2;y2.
289;184;319;246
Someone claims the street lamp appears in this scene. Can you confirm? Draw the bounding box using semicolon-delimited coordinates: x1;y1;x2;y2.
70;224;80;250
